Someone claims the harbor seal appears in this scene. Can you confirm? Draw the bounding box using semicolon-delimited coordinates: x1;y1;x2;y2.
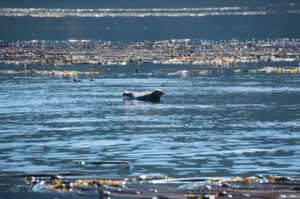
123;89;165;102
73;78;81;82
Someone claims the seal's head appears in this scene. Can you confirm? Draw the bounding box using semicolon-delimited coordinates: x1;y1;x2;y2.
147;89;165;102
152;89;165;97
123;91;134;98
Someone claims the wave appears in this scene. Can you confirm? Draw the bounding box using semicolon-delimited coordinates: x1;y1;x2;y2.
0;4;300;18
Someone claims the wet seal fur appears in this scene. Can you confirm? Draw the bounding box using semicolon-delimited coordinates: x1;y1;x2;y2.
123;89;165;102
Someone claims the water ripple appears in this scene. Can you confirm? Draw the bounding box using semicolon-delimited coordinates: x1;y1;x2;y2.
0;69;300;178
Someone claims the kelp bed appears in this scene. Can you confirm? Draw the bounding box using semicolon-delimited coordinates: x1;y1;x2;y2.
1;39;300;67
1;173;300;199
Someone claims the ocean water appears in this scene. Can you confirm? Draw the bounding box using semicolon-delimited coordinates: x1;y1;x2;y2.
1;0;300;41
0;0;300;198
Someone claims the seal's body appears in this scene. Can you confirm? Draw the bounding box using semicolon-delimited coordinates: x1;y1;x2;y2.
123;89;165;102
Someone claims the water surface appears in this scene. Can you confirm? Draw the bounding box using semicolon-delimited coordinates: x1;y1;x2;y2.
1;0;300;198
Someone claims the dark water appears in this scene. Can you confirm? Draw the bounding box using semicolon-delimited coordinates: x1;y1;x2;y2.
1;0;300;198
1;0;300;41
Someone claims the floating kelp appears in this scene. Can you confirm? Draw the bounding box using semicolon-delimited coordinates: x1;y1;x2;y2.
1;172;299;198
0;69;104;77
164;66;300;77
17;174;300;198
166;70;215;77
234;66;300;73
0;66;299;79
1;39;300;67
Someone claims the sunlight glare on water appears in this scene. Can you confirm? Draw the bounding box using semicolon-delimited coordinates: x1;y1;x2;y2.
1;67;300;179
1;0;300;198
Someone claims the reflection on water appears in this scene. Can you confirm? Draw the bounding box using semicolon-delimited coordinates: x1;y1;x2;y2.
1;1;300;198
0;65;299;180
1;3;300;18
